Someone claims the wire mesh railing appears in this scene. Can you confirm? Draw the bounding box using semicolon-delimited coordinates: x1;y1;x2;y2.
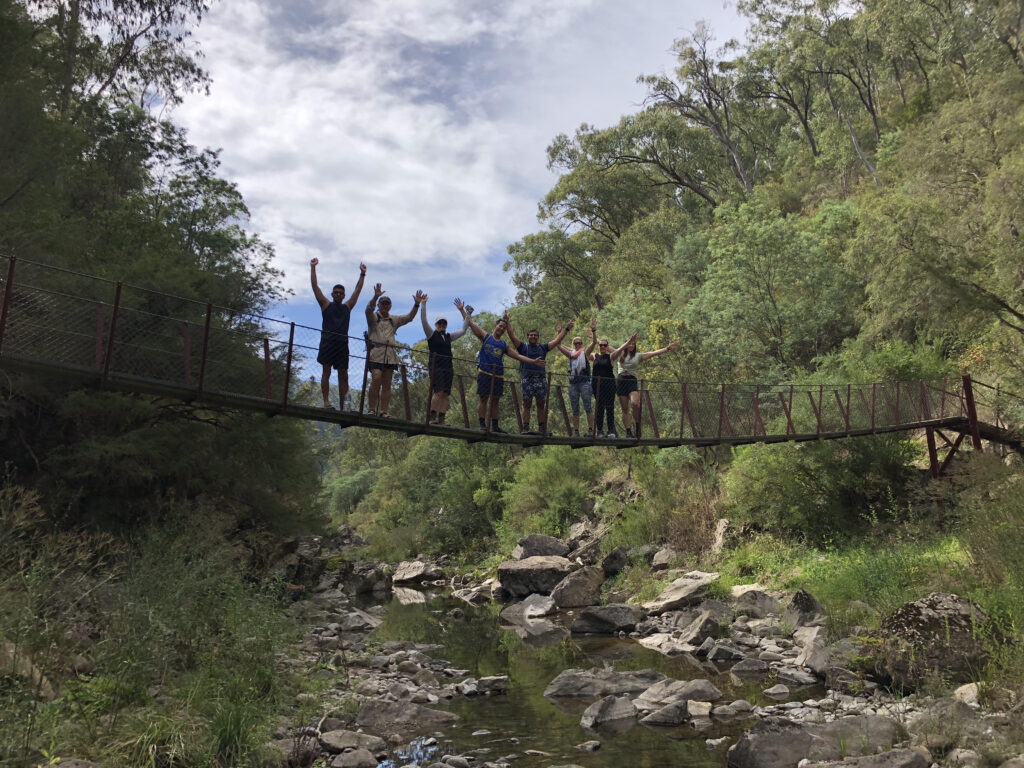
0;255;983;445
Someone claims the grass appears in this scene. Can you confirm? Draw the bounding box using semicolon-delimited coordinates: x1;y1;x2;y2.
0;487;316;768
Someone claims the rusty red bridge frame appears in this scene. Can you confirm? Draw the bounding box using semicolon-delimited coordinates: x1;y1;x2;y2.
0;256;1019;477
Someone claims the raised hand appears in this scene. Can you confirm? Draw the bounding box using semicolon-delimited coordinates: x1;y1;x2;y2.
556;321;563;333
359;262;367;275
589;317;596;330
414;290;426;304
310;257;319;267
373;283;384;298
566;319;575;330
667;341;679;351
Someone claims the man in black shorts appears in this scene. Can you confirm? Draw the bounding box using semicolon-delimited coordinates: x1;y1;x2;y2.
311;258;366;408
420;295;473;424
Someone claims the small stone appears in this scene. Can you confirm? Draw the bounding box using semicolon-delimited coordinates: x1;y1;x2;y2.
576;740;601;751
764;683;790;699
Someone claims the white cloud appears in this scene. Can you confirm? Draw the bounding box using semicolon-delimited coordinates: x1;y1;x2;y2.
173;0;748;327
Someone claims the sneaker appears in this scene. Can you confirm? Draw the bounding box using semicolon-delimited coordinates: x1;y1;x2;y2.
607;431;617;439
492;424;506;434
437;412;446;424
625;427;634;438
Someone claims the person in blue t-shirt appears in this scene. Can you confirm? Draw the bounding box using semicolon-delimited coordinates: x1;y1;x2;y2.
466;314;546;433
506;320;571;435
310;258;366;409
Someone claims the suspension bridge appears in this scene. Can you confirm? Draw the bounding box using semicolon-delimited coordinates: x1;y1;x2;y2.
0;256;1019;477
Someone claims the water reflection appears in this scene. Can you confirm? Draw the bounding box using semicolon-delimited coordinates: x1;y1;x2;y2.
372;593;774;768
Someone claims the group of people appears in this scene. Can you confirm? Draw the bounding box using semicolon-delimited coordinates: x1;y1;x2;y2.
311;260;679;436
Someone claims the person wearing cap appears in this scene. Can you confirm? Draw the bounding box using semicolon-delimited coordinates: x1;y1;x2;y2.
310;258;366;409
420;295;473;424
365;284;423;417
553;318;597;436
505;320;572;435
465;313;546;433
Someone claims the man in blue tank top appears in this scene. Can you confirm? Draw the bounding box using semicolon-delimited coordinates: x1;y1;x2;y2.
311;258;366;409
466;314;546;433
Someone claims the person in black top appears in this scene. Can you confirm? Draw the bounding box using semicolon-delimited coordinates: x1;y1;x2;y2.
311;258;366;409
589;330;637;438
420;295;473;424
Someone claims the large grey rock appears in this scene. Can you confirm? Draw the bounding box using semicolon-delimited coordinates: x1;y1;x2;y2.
393;560;443;583
580;695;637;729
355;699;459;736
544;667;665;698
637;632;697;657
801;751;928;768
644;571;719;615
331;748;377;768
500;593;556;623
510;618;570;648
775;667;819;686
320;729;387;753
341;561;392;595
551;566;604;608
727;715;907;768
784;590;827;628
601;547;628;575
497;556;575;597
878;593;993;690
651;546;678;570
340;608;383;632
571;604;644;634
729;658;770;683
640;702;690;726
677;610;725;645
635;678;723;710
512;534;569;560
735;590;781;619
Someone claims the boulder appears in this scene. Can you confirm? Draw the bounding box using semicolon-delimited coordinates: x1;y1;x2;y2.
268;738;319;768
677;610;725;645
775;667;819;686
544;668;666;698
651;546;678;571
601;547;628;575
640;702;690;726
729;658;770;683
635;678;722;710
497;556;574;597
784;590;827;628
735;590;781;619
567;521;595;548
637;633;697;657
355;699;459;736
551;566;604;608
878;593;992;689
340;608;383;632
393;560;443;583
330;748;377;768
727;715;906;768
643;572;719;615
571;604;644;634
580;695;637;729
512;534;569;560
342;561;392;595
478;675;510;694
320;729;387;753
500;593;556;623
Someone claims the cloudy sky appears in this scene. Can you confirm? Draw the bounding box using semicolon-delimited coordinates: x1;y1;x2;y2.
173;0;748;339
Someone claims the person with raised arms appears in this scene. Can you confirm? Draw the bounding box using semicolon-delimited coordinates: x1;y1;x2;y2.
505;320;572;435
365;284;423;417
466;313;545;433
590;329;636;438
552;318;597;436
617;336;680;438
310;258;366;409
420;295;473;425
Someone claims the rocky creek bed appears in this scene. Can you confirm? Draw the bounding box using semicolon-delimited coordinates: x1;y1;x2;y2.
262;534;1024;768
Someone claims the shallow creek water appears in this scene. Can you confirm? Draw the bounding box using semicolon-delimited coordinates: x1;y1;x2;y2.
367;590;822;768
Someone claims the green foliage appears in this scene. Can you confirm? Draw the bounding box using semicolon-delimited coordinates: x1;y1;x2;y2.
496;447;604;551
723;437;923;542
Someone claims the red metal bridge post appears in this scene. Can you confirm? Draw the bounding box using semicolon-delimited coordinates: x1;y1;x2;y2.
962;374;983;451
0;256;15;356
457;375;470;428
926;427;941;479
102;282;123;383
